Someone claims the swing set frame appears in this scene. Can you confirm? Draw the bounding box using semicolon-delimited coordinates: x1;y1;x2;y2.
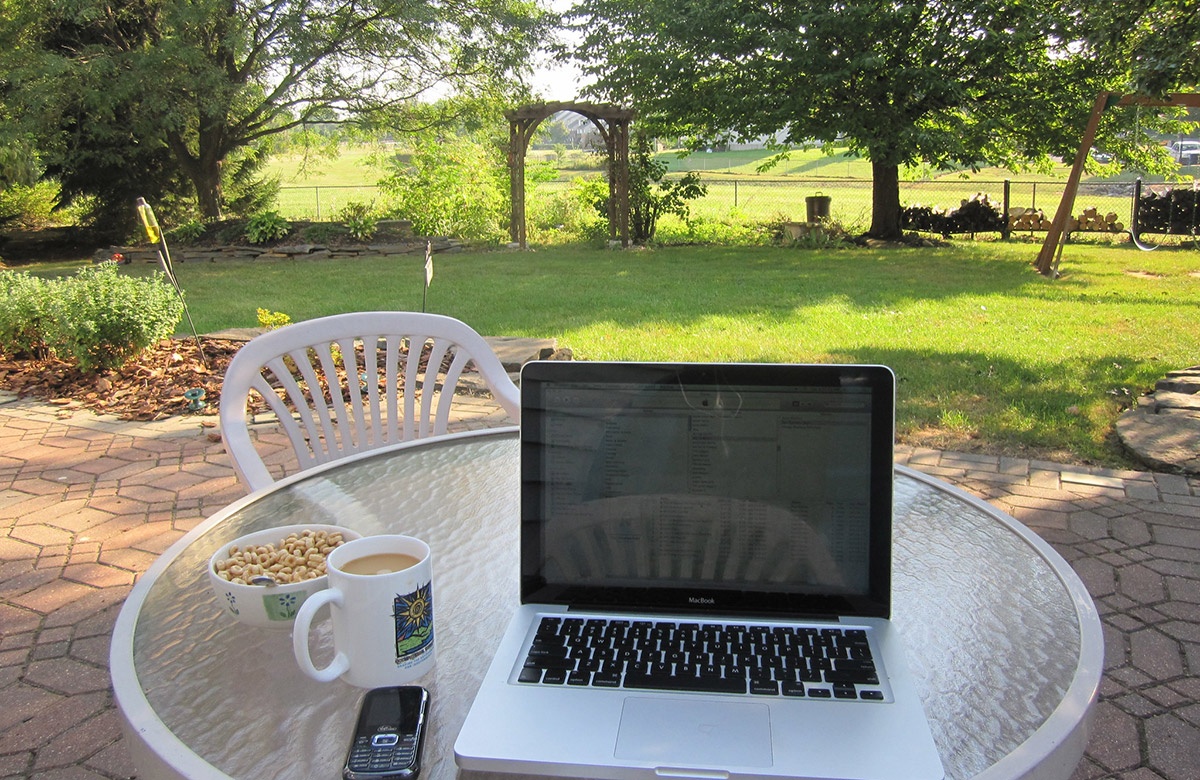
1035;91;1200;276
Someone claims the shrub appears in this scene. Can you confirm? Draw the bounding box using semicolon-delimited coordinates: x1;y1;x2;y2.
0;271;53;358
654;214;772;246
525;177;606;244
337;201;379;241
590;131;706;244
256;308;292;330
167;218;207;244
379;132;507;242
301;222;348;243
43;264;183;373
244;210;292;244
0;182;59;230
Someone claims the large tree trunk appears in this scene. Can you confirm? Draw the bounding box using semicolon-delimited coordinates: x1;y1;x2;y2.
868;160;902;239
193;163;223;220
165;116;226;220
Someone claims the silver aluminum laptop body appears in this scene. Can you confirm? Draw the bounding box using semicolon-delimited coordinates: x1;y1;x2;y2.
455;362;943;780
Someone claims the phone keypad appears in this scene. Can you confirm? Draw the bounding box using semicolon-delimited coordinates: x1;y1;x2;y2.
349;733;417;773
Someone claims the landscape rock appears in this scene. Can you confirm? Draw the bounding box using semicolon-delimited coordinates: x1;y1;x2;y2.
1117;365;1200;475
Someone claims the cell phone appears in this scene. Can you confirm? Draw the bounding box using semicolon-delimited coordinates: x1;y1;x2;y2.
343;686;429;780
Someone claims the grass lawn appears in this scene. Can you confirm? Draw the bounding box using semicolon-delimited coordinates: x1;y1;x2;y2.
96;238;1198;468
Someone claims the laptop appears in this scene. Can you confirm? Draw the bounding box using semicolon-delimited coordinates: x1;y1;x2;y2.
454;362;944;780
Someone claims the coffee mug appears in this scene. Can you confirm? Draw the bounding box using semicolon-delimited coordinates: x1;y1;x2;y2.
292;535;435;688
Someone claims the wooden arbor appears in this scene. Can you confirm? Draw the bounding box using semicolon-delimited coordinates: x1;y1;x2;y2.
1035;92;1200;275
506;102;634;248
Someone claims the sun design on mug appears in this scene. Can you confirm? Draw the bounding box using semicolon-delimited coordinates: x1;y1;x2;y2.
393;583;434;660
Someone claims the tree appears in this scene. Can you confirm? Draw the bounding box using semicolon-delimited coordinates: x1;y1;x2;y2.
1076;0;1199;96
565;0;1125;239
0;0;550;226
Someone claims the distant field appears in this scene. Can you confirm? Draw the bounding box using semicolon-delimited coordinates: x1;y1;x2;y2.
265;143;1187;233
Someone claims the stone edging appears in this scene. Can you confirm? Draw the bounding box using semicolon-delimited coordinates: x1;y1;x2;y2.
97;236;465;264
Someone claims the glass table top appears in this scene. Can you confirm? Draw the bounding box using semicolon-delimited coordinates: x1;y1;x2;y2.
115;429;1101;780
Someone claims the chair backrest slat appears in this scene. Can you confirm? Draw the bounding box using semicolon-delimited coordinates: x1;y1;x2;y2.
220;312;520;492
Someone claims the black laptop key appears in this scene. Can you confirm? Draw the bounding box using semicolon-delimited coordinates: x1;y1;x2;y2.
781;680;807;697
592;670;622;687
750;673;780;695
825;659;879;685
527;642;569;660
833;683;858;699
518;668;544;684
524;655;576;672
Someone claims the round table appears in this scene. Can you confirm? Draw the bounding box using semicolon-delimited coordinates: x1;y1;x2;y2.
110;428;1102;780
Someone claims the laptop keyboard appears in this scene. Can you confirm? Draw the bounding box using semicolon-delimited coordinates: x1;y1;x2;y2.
517;616;885;701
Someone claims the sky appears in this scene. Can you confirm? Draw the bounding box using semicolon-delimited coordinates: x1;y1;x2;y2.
529;0;589;102
531;56;586;102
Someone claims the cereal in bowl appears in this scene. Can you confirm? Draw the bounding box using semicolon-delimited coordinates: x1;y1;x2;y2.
214;528;347;585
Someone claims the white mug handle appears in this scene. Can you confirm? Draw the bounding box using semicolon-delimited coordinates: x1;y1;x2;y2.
292;588;350;683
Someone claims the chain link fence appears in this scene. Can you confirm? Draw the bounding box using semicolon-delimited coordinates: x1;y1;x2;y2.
279;176;1197;238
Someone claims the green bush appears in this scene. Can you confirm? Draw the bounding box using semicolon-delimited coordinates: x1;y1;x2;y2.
167;218;207;244
654;214;772;246
301;222;348;243
244;210;292;244
0;271;53;358
525;177;606;244
41;264;184;373
0;182;59;230
379;132;507;242
338;201;379;241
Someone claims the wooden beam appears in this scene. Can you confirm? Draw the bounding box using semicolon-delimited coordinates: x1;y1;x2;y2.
1035;92;1114;275
1035;91;1199;276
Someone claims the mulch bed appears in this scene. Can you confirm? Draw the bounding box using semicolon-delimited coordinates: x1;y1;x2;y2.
0;336;477;423
0;337;241;421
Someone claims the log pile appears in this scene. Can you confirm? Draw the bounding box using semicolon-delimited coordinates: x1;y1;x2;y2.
1008;207;1053;231
1068;208;1124;233
900;193;1006;236
1136;188;1200;235
1008;206;1123;233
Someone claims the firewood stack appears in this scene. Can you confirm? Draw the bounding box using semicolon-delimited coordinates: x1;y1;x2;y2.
1008;207;1053;231
1008;206;1123;233
1067;207;1124;233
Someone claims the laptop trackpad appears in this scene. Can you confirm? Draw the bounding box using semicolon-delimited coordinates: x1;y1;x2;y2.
615;697;773;768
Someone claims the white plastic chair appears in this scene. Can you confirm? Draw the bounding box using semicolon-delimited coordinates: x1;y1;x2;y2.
219;312;520;491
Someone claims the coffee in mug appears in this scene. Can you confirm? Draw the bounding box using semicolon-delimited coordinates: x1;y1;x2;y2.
292;535;435;688
340;552;421;576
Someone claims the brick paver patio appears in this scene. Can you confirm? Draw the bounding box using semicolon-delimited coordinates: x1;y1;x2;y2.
1;393;1197;779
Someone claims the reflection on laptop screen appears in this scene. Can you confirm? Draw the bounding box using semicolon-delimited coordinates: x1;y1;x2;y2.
521;363;895;617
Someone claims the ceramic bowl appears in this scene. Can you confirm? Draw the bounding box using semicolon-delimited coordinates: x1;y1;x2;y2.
207;524;359;629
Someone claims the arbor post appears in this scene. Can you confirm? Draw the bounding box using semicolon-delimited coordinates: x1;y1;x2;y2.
506;102;634;249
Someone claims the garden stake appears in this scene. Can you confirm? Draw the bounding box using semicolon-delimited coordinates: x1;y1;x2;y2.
422;240;433;312
136;198;208;369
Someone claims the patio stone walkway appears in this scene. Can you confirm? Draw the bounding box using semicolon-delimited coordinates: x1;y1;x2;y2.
1;392;1197;780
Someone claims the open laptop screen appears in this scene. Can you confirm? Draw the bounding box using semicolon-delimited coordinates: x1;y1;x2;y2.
519;362;895;619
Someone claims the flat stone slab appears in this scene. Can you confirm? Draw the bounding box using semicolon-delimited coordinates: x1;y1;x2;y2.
1117;409;1200;475
1153;391;1200;412
484;337;558;372
1118;364;1200;474
200;331;557;374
